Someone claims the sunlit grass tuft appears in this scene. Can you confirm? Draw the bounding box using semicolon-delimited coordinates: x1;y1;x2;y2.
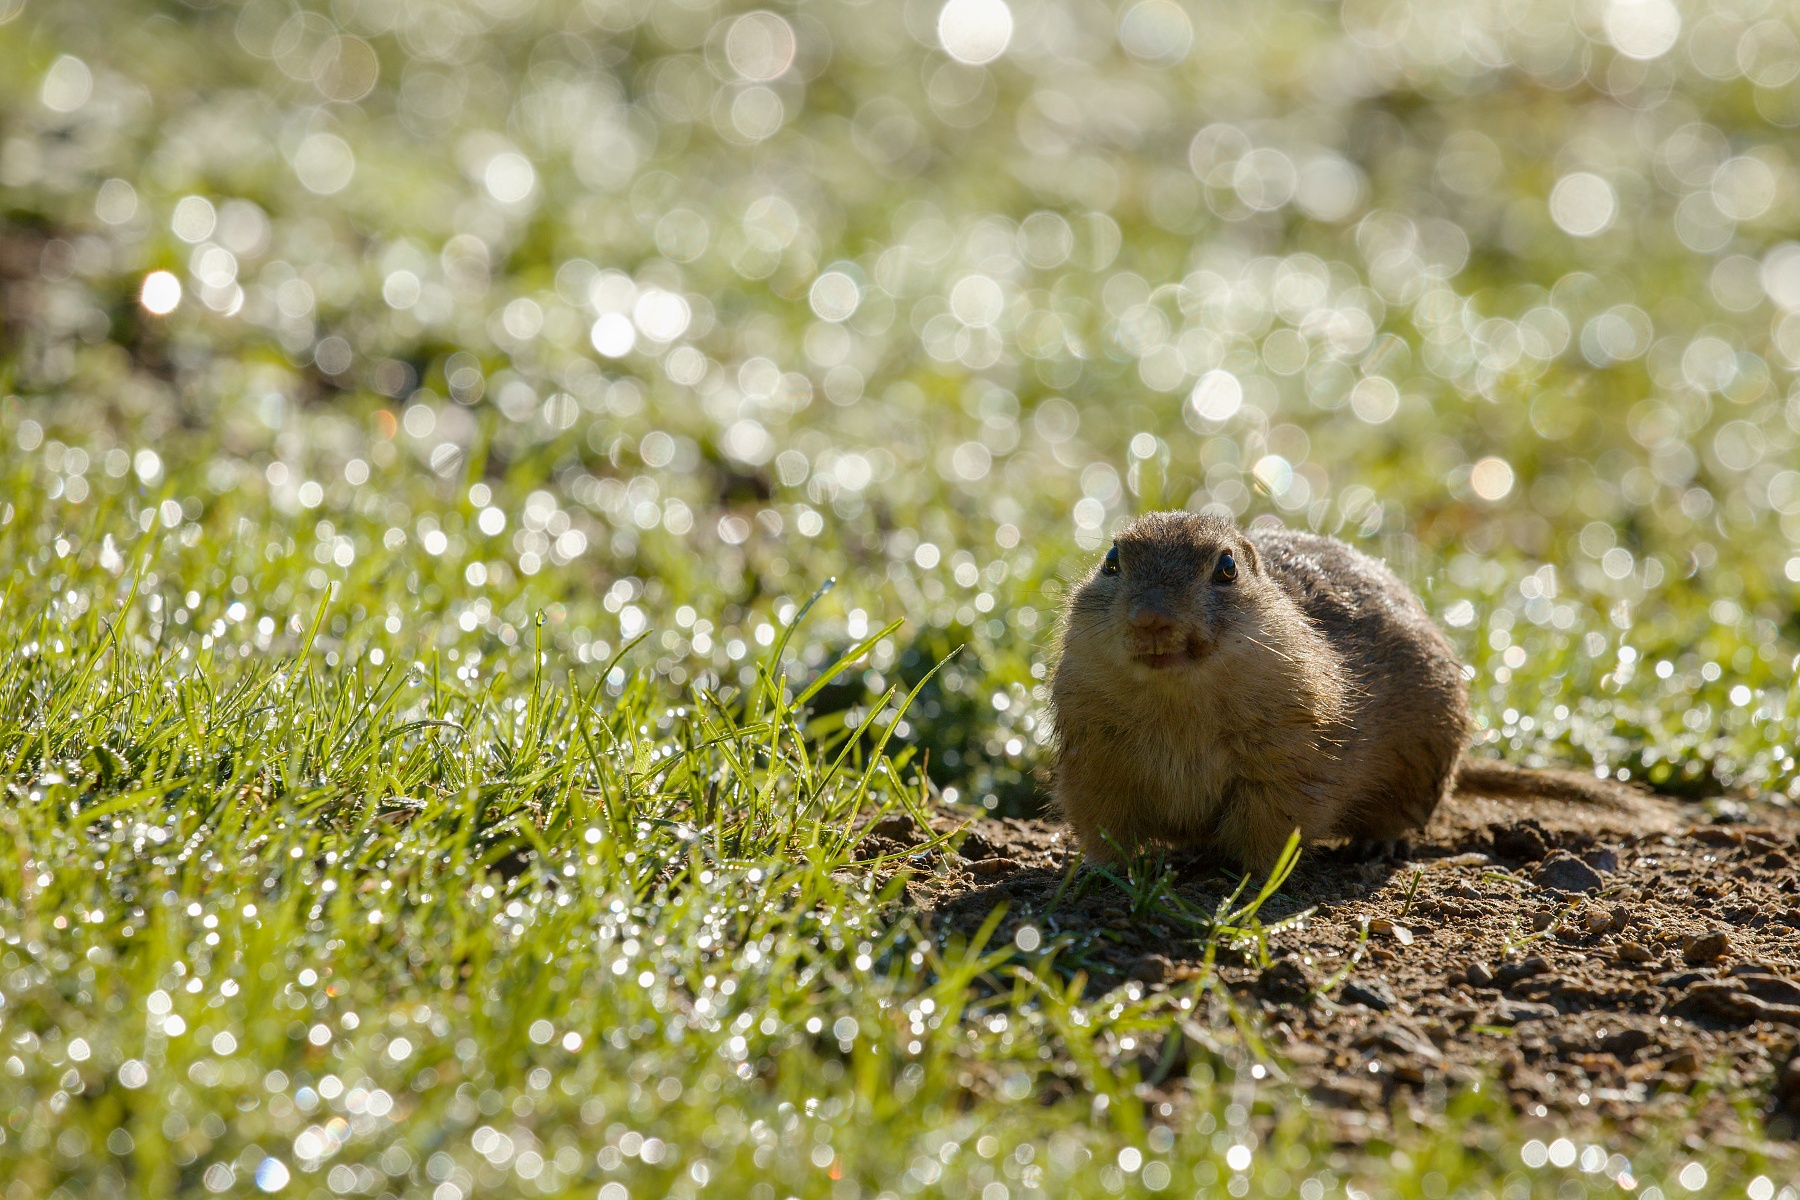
0;446;1788;1199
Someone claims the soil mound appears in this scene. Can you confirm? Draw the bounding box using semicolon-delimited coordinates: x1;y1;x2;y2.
886;784;1800;1143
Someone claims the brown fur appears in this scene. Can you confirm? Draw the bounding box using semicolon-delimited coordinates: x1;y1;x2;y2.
1049;512;1470;871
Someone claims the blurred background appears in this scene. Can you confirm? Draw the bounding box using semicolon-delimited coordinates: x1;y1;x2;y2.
2;0;1797;811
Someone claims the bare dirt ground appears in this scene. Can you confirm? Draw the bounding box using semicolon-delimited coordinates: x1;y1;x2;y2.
862;783;1800;1153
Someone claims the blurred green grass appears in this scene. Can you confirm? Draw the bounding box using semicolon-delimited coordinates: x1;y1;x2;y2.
2;0;1800;1193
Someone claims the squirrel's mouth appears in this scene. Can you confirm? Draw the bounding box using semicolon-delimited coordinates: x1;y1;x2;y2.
1133;650;1188;669
1127;634;1209;669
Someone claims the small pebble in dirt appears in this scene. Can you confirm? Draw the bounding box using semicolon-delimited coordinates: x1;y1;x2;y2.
1493;821;1549;862
1369;918;1414;944
1126;954;1173;986
1492;956;1551;988
1682;929;1731;964
1663;1048;1701;1075
1582;908;1612;934
956;830;998;860
1586;847;1620;871
1534;851;1604;894
1255;959;1314;1005
1776;1053;1800;1113
1462;960;1495;988
1617;941;1658;964
1656;968;1715;989
1599;1027;1655;1060
1733;969;1800;1006
870;814;917;842
1492;998;1558;1025
1340;978;1397;1012
1668;980;1779;1025
966;857;1019;879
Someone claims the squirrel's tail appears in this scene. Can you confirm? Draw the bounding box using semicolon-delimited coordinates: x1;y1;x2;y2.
1453;756;1646;805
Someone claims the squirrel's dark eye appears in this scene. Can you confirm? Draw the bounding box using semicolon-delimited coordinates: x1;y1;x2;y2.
1101;546;1120;576
1212;552;1237;584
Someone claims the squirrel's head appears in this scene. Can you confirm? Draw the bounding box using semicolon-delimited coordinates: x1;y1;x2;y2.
1058;511;1283;677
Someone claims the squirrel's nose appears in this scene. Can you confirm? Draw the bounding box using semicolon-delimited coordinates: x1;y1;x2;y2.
1127;600;1177;633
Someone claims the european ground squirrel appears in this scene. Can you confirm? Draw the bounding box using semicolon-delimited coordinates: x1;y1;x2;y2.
1049;511;1597;872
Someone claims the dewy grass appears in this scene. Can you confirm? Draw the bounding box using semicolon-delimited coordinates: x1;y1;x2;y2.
0;443;1790;1200
4;0;1800;1188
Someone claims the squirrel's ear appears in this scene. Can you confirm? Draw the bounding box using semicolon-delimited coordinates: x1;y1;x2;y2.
1237;540;1259;575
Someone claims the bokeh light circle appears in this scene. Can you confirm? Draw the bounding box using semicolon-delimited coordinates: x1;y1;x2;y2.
1188;370;1242;423
1549;173;1616;237
726;12;796;82
632;289;692;343
41;55;93;112
292;133;355;195
1604;0;1681;60
810;271;862;322
1350;376;1400;424
950;275;1005;327
140;271;182;316
171;195;216;244
312;35;379;102
1118;1;1193;67
938;0;1012;66
484;153;536;204
1471;457;1515;501
590;313;636;358
730;87;786;142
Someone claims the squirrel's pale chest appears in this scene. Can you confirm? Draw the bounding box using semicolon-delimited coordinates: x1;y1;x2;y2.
1073;703;1244;820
